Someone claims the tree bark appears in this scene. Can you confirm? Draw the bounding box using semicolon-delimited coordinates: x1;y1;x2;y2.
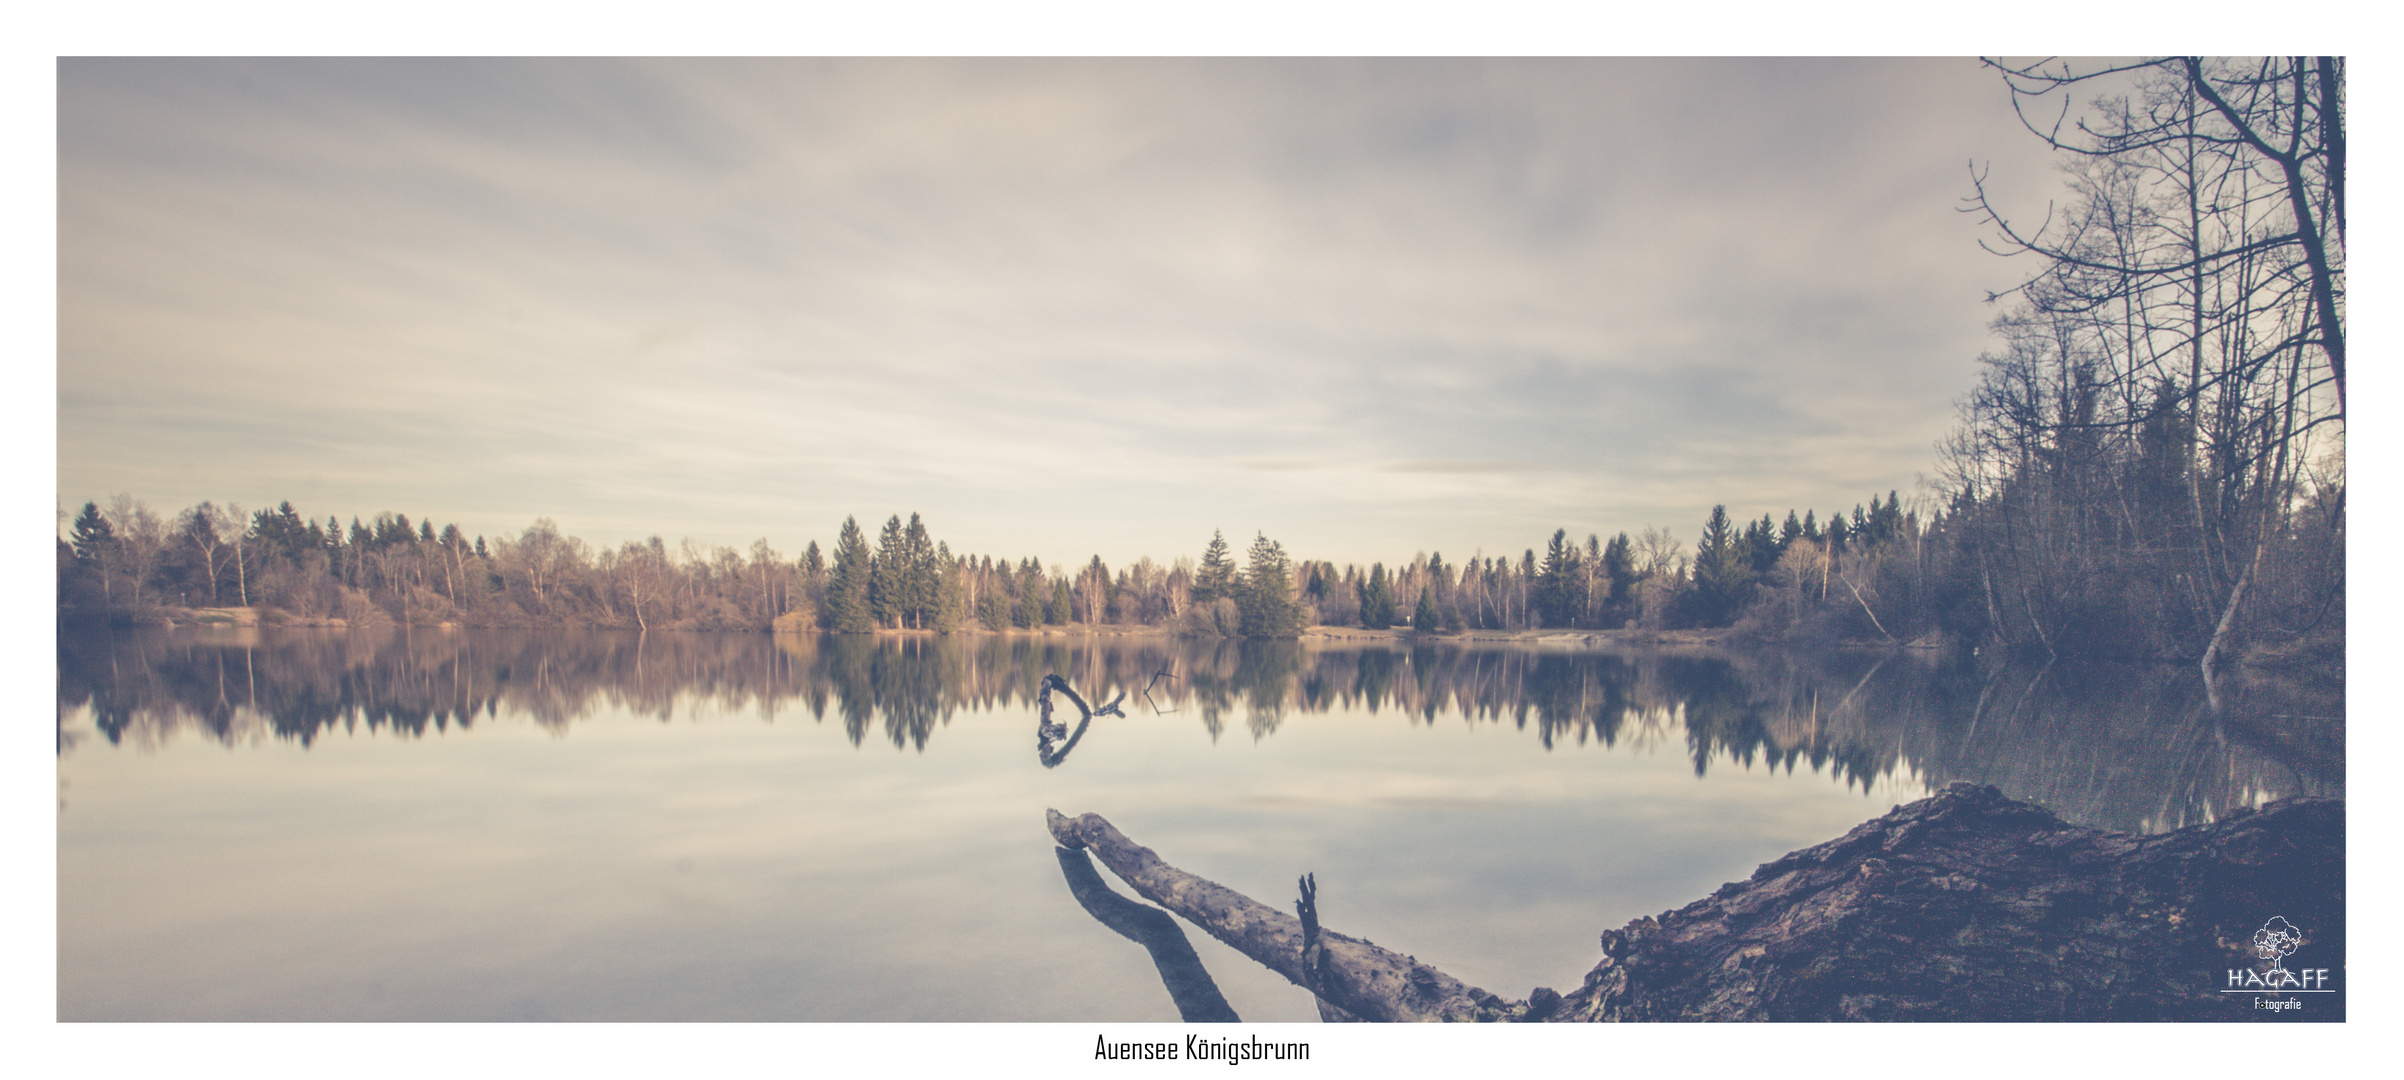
2200;536;2264;693
1052;782;2343;1022
1046;810;1526;1022
1556;782;2343;1021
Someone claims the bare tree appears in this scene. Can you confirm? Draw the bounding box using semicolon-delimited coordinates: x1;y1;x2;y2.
1955;57;2343;666
103;495;164;607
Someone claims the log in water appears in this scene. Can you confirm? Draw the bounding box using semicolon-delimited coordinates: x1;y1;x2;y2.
1053;782;2345;1022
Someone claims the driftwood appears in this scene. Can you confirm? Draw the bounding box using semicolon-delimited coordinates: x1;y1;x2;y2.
1137;669;1179;714
1040;673;1124;719
1557;781;2345;1021
1053;846;1240;1022
1047;810;1526;1022
1050;782;2344;1022
1036;674;1120;767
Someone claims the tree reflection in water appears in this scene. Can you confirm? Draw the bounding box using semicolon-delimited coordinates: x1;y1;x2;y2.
58;628;2339;833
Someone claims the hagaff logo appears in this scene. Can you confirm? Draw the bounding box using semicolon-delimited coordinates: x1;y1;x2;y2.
2224;916;2334;1011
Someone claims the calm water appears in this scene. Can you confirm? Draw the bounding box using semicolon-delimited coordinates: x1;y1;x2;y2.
56;628;2341;1021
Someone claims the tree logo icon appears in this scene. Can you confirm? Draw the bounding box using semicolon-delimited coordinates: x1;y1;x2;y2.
2252;917;2305;981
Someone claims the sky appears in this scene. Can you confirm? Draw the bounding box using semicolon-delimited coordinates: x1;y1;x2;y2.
58;57;2077;570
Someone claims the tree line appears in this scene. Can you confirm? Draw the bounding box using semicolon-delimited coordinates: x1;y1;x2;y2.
55;59;2340;669
52;465;2338;666
53;497;1316;637
52;489;1943;640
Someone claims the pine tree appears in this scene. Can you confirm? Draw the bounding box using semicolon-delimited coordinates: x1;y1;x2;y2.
68;502;116;605
69;502;114;563
1426;552;1455;630
1412;584;1439;633
1237;532;1304;637
1193;530;1235;606
901;513;936;629
1014;559;1045;628
1601;533;1635;626
1745;514;1780;576
869;515;907;628
1359;563;1395;629
827;516;873;633
932;544;966;632
1693;505;1748;625
1047;577;1073;625
1866;491;1904;548
1537;528;1581;627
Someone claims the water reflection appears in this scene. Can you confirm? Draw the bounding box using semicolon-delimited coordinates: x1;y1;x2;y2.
1035;674;1103;768
58;628;2339;833
1054;846;1240;1022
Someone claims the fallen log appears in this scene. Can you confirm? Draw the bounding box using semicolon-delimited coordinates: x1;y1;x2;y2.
1050;782;2344;1022
1555;782;2344;1021
1046;809;1525;1022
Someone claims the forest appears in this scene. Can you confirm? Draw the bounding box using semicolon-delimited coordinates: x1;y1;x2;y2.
56;58;2341;672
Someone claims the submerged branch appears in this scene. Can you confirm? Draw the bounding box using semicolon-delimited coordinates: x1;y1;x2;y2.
1054;846;1240;1022
1053;782;2343;1022
1046;809;1529;1022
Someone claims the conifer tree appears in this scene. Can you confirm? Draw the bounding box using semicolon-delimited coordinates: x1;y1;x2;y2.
930;540;964;632
1193;530;1235;606
1693;505;1749;625
68;502;115;604
1359;563;1395;629
1745;514;1780;576
800;540;826;618
1426;552;1456;630
979;588;1012;631
1014;559;1045;628
869;515;907;628
901;513;936;629
69;502;113;564
1537;528;1581;627
1601;532;1636;626
1865;491;1904;548
1047;577;1073;625
1412;584;1439;633
1237;532;1304;637
827;516;873;632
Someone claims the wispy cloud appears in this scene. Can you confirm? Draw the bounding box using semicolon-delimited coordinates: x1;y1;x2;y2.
59;58;2067;566
1380;460;1548;475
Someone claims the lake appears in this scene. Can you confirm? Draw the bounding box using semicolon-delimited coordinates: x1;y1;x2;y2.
55;627;2341;1022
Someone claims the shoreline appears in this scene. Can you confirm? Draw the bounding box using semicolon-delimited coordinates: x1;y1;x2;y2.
85;606;1929;653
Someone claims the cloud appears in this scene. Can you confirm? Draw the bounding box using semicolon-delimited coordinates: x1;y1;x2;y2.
1381;460;1547;475
59;58;2068;566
